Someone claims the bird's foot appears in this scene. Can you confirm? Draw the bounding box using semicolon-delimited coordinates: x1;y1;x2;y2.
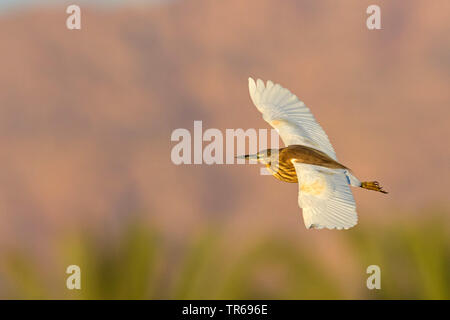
361;181;388;194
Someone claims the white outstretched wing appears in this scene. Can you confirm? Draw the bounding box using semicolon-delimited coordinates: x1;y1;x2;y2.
248;77;337;160
294;163;358;230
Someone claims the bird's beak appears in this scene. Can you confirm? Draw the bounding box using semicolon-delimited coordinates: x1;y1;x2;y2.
235;154;258;160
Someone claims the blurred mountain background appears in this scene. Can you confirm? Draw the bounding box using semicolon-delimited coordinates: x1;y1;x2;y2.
0;0;449;299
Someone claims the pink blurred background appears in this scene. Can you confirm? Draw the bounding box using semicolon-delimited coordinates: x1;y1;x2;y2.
0;0;448;299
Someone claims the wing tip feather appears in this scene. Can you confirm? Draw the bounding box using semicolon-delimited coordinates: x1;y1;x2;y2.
305;219;358;230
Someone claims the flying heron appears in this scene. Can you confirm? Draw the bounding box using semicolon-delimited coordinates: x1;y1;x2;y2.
238;78;387;230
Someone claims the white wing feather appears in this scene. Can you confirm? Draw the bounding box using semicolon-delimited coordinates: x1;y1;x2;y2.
248;77;359;229
294;163;358;230
248;77;337;160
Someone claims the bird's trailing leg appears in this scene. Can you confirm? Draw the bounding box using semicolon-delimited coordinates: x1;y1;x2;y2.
361;181;388;194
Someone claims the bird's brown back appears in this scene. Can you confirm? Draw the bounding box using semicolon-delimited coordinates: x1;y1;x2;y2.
266;145;348;183
281;145;348;170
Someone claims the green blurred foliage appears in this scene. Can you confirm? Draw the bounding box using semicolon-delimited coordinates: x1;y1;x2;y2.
348;215;450;299
0;213;449;299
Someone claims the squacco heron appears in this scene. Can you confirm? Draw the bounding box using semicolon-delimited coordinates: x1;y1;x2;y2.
238;78;387;230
